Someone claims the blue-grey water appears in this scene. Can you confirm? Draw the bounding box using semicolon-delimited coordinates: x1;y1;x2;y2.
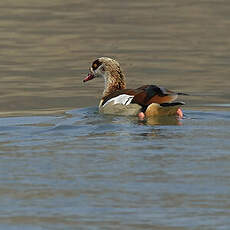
0;108;230;230
0;0;230;229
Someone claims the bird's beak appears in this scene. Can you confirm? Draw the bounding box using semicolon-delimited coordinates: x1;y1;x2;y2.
83;73;95;82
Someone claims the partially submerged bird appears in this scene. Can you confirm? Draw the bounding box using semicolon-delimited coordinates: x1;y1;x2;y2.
83;57;187;119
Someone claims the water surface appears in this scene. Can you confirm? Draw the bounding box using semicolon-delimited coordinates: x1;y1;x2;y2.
0;108;230;230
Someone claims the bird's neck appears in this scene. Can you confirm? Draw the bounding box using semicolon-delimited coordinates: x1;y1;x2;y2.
103;71;126;98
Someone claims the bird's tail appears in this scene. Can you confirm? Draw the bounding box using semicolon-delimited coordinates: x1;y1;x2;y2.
177;92;190;96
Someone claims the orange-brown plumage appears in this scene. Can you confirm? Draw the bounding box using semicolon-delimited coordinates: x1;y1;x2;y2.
101;85;179;108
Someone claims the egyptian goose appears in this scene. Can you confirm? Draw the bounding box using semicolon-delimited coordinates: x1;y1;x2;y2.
83;57;186;119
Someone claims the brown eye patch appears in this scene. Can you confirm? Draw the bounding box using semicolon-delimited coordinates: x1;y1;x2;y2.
92;59;102;70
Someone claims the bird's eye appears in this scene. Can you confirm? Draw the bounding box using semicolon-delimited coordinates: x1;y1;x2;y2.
92;59;102;70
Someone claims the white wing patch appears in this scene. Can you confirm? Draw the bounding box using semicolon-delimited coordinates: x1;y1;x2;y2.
102;94;134;107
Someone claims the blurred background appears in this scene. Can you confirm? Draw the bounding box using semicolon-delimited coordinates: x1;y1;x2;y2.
0;0;230;116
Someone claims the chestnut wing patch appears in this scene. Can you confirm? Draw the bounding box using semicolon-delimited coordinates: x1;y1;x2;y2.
101;85;182;108
133;85;177;106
